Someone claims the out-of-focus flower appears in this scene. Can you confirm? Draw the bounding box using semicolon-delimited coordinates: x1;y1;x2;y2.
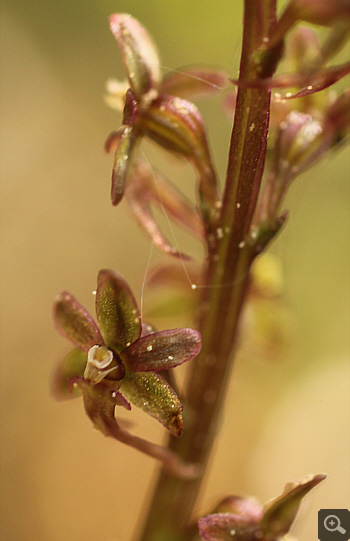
267;0;350;52
143;254;292;363
246;25;350;231
53;269;201;437
198;474;326;540
122;160;205;259
105;14;226;232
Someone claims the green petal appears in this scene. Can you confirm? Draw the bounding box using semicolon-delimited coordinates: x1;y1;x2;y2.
260;474;327;537
122;328;201;372
53;291;104;351
120;371;183;436
109;14;161;99
95;269;141;353
111;126;138;206
51;348;87;400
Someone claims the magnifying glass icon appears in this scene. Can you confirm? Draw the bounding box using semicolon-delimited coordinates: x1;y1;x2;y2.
324;515;346;534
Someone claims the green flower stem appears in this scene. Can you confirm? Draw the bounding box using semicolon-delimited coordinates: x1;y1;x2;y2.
138;2;278;540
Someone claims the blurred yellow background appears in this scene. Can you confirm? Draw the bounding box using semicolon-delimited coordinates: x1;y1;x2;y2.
1;1;349;540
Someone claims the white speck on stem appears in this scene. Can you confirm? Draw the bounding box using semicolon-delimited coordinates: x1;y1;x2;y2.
307;85;313;90
92;290;96;296
126;342;131;347
236;202;241;209
216;227;224;239
286;92;292;98
112;392;117;398
230;529;236;536
249;122;255;132
168;355;174;360
147;345;153;352
191;284;197;290
239;241;245;248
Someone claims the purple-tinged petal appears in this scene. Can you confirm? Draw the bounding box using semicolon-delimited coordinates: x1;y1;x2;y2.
109;14;161;99
127;195;191;259
160;66;227;100
95;269;141;353
126;160;204;238
122;328;201;372
260;473;327;537
51;348;87;400
53;291;104;352
198;513;256;541
231;62;350;95
283;62;350;99
124;164;195;259
111;125;138;206
119;371;183;436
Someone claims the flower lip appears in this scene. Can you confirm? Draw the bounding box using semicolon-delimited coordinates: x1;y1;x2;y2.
84;345;125;384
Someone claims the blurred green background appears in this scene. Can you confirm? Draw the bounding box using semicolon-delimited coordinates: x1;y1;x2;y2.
1;1;349;540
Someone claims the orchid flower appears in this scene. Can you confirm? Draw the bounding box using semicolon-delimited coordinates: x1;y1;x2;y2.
105;14;228;245
52;269;201;477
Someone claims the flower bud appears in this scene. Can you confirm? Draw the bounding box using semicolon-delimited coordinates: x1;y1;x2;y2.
273;110;325;178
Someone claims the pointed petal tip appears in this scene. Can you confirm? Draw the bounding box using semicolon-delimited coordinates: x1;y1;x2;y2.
169;410;183;437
